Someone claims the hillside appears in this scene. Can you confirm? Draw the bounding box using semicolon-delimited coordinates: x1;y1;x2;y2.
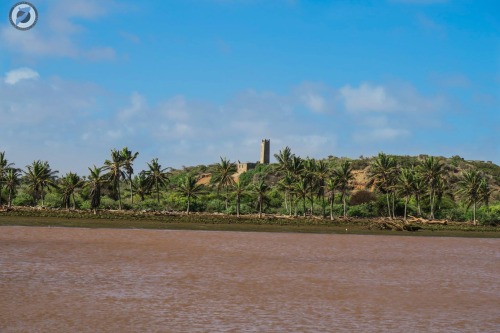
187;154;499;200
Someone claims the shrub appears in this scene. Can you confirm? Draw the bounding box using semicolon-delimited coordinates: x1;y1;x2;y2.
12;193;35;206
79;200;92;211
328;204;344;217
99;196;120;210
204;199;222;213
349;190;376;205
43;192;62;208
479;205;500;226
348;203;377;218
134;199;164;211
440;208;468;222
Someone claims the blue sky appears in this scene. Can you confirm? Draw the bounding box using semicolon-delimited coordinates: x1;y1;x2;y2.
1;0;499;174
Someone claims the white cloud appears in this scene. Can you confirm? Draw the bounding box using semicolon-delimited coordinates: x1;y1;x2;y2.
353;128;410;142
118;92;147;120
4;68;40;85
84;47;116;61
0;75;460;174
159;96;191;121
340;83;398;113
120;32;141;44
431;73;471;88
294;82;335;114
300;92;326;113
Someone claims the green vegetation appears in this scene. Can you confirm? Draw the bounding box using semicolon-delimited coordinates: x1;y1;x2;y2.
0;148;499;228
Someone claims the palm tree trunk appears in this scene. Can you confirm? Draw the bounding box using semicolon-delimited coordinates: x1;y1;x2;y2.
156;181;160;203
117;180;122;210
216;188;221;212
343;195;347;218
129;176;134;205
473;201;476;226
236;196;240;218
294;195;298;216
429;188;435;219
330;197;334;221
322;192;326;217
391;192;396;219
72;193;76;210
41;185;45;207
386;193;391;219
416;195;422;216
259;198;262;218
225;186;229;210
284;191;288;214
310;196;314;217
8;188;12;208
0;184;3;206
404;196;408;221
187;195;190;214
303;197;306;217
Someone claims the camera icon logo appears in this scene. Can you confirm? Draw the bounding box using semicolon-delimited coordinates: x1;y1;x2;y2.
9;2;38;31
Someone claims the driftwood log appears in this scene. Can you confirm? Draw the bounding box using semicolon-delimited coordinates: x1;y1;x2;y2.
408;215;448;225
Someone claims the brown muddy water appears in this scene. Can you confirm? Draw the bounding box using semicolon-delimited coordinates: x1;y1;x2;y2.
0;227;499;332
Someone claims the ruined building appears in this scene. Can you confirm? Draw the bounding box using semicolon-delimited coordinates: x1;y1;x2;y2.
237;139;270;173
260;139;270;164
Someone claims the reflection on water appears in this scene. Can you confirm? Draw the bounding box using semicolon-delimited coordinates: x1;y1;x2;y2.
1;227;499;332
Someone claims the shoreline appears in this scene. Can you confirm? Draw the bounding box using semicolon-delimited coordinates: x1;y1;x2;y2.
1;207;499;238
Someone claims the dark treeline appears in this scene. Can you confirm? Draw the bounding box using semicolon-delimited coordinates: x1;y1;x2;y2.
0;148;498;225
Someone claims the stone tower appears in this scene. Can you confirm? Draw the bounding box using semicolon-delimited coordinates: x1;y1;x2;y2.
260;139;270;164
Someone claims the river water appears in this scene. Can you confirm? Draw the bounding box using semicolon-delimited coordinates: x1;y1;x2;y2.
0;227;498;332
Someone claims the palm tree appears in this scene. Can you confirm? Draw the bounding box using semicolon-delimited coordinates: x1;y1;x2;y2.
177;174;204;214
434;176;453;212
59;172;84;210
144;158;170;204
396;168;415;221
335;160;354;218
456;170;483;225
419;156;445;219
368;153;396;219
478;178;493;212
289;155;304;179
303;158;318;216
315;160;329;217
412;171;426;217
388;168;400;219
104;149;126;210
0;152;14;206
87;166;108;214
325;175;339;220
3;168;21;207
121;147;139;204
233;181;247;218
276;173;293;215
274;147;294;214
24;160;58;206
274;146;293;172
213;157;236;211
292;177;310;217
131;172;151;202
288;156;304;216
252;178;269;218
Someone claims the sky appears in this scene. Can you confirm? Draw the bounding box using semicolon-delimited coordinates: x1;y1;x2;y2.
1;0;499;175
